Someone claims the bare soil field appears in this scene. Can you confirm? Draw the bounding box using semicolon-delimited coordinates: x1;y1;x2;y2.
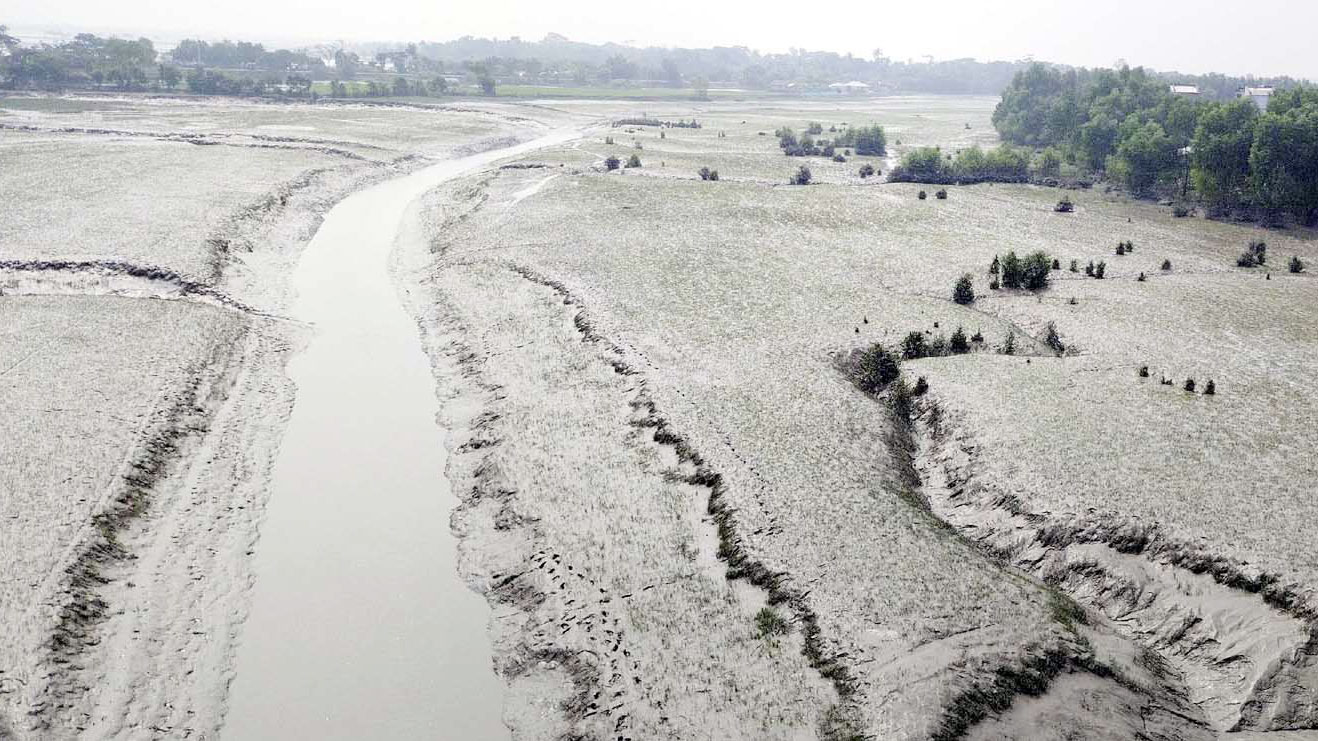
400;96;1318;739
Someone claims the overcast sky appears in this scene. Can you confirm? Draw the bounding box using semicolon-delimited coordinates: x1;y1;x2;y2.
7;0;1316;79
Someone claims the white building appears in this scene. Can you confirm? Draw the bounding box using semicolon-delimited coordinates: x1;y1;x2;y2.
828;81;870;95
1169;84;1200;97
1239;86;1274;110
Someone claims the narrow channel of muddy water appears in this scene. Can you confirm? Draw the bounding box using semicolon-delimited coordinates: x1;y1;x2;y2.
223;130;579;740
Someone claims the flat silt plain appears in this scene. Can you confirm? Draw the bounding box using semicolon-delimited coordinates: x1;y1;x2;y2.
3;91;1317;741
400;96;1318;739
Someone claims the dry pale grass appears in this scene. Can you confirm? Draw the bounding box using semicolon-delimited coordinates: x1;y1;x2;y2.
0;294;247;734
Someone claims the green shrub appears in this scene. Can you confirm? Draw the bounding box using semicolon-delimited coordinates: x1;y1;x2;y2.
849;343;901;394
790;165;813;185
935;188;948;200
1051;258;1060;270
902;331;928;360
1162;259;1172;271
626;153;642;168
1116;243;1127;256
971;329;984;343
755;607;790;637
950;327;970;354
913;376;930;396
1000;251;1023;288
1042;321;1065;355
953;274;975;305
1290;256;1305;273
1094;261;1107;279
1138;365;1149;377
1205;379;1216;395
1000;332;1017;355
604;155;620;171
1085;261;1095;277
918;190;928;200
698;167;719;181
1069;259;1079;272
1184;378;1196;393
1055;197;1074;213
1021;252;1052;290
990;255;1000;274
858;163;875;178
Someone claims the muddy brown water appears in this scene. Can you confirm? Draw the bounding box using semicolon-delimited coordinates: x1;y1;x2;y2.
223;130;579;740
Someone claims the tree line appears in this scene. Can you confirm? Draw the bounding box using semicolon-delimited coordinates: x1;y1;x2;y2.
992;63;1318;224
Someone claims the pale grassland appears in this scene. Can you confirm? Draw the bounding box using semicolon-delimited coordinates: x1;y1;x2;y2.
0;94;558;159
0;295;246;734
0;130;348;285
413;93;1316;737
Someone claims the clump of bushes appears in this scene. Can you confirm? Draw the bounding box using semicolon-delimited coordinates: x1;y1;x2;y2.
902;332;927;360
832;154;846;163
888;144;1028;184
999;332;1017;355
1042;321;1065;355
1055;197;1074;213
858;163;876;179
1289;256;1306;273
845;343;901;394
755;607;790;637
789;165;813;185
604;155;620;171
1184;378;1196;393
625;153;642;168
935;188;948;200
1069;259;1079;273
950;327;970;354
918;190;928;200
1094;261;1107;279
995;251;1052;290
953;274;975;305
698;167;720;181
1237;240;1267;267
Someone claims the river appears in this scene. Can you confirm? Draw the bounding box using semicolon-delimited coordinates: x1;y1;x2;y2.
222;129;579;740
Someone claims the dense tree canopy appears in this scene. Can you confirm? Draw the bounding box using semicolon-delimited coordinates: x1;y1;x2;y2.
994;62;1318;221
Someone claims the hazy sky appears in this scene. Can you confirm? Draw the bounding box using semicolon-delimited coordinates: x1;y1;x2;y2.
7;0;1316;79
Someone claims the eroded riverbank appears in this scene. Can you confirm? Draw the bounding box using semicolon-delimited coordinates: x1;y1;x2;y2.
222;129;582;740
